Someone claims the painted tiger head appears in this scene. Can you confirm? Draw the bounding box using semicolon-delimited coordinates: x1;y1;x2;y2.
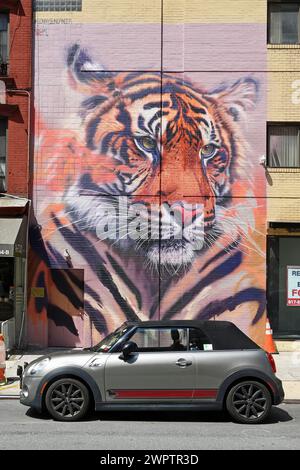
63;44;259;271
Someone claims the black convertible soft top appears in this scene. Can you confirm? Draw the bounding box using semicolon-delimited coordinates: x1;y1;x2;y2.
125;320;260;351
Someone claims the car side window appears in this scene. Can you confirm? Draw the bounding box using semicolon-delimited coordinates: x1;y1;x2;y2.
188;328;213;351
129;328;188;352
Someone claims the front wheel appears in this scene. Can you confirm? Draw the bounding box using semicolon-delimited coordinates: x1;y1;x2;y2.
45;378;90;422
226;380;272;424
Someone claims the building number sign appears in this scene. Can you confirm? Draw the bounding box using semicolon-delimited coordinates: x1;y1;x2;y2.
0;249;11;256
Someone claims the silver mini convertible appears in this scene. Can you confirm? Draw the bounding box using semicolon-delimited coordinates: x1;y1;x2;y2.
20;320;284;424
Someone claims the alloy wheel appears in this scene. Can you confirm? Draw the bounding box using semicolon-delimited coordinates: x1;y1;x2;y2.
45;379;90;421
232;383;268;421
50;382;84;418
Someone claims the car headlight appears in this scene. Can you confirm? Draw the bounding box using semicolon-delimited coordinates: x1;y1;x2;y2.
28;357;51;375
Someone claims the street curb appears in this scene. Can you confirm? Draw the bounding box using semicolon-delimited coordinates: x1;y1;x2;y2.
0;395;20;399
283;399;300;404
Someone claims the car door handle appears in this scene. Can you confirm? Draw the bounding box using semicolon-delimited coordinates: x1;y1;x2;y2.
176;358;192;367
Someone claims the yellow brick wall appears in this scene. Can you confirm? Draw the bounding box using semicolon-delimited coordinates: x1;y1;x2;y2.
35;0;266;23
268;46;300;71
268;47;300;121
267;170;300;221
35;0;161;23
163;0;266;23
267;46;300;223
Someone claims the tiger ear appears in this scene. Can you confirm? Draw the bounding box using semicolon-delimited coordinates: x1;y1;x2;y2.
66;44;116;96
208;78;259;121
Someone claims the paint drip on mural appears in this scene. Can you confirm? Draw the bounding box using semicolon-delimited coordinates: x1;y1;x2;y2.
29;11;266;348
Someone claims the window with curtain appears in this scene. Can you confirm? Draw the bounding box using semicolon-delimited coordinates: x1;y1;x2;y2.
0;13;8;69
268;124;300;167
268;2;300;44
0;118;7;191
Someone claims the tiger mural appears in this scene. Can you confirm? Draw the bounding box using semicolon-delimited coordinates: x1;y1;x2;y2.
27;44;266;348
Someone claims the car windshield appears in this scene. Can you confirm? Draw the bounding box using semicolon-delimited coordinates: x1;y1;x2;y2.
88;324;130;353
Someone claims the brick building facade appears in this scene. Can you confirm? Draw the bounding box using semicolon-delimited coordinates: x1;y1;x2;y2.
1;0;32;196
23;0;300;349
0;0;32;350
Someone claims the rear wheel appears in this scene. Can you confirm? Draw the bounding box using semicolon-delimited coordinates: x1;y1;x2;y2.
45;378;90;422
226;380;272;424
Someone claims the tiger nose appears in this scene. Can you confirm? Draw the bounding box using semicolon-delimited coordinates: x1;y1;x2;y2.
203;208;215;228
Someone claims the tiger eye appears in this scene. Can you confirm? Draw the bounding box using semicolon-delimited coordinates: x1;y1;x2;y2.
201;144;217;158
140;136;156;150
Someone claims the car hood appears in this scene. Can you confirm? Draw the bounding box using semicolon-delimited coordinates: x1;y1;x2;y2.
48;349;98;361
25;349;102;374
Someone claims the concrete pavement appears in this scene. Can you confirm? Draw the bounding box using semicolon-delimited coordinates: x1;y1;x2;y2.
0;399;299;449
1;349;300;400
275;351;300;402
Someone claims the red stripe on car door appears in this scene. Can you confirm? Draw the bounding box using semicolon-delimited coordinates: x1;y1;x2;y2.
110;389;217;399
193;389;218;398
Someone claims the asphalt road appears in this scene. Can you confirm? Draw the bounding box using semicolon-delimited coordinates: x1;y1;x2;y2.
0;400;299;450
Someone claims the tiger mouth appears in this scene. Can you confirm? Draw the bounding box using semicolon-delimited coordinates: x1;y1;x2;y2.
156;239;187;249
145;239;196;267
133;223;218;268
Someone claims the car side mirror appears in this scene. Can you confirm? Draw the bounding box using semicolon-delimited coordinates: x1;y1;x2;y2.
119;341;138;361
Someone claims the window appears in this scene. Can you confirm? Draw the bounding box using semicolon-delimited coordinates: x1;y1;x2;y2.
268;2;300;44
268;124;300;167
188;328;213;351
0;14;8;76
129;328;188;352
0;118;7;192
34;0;82;11
268;235;300;337
92;324;130;353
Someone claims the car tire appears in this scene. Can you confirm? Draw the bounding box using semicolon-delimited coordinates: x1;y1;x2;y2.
226;380;272;424
45;378;90;422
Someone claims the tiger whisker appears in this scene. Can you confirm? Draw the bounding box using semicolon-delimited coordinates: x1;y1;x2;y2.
216;216;265;257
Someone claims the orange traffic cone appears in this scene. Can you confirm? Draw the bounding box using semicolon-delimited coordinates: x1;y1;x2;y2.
0;334;6;385
264;318;278;354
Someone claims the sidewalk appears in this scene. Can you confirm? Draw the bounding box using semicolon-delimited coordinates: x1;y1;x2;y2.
274;351;300;402
1;349;300;401
0;348;67;398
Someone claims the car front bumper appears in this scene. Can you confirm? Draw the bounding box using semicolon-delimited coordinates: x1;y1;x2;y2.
20;374;44;411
